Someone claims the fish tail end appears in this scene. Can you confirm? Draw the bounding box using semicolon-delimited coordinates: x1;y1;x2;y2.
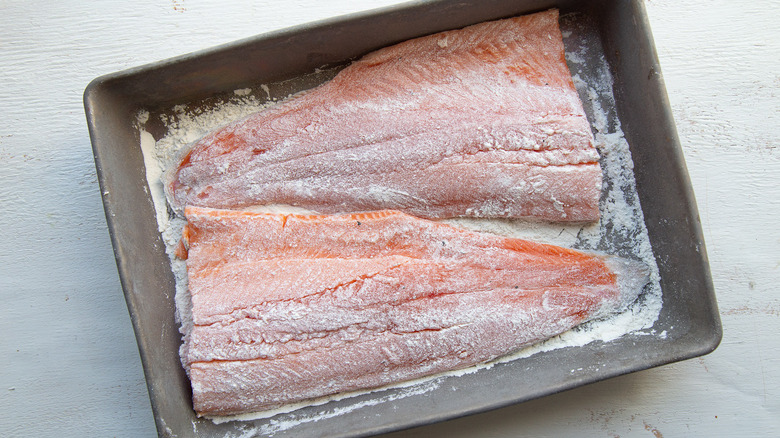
604;256;651;314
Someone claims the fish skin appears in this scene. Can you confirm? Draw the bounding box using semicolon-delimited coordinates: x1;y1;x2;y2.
166;9;601;222
180;207;644;416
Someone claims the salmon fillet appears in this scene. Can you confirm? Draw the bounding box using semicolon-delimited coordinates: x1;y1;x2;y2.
180;207;644;416
166;9;601;222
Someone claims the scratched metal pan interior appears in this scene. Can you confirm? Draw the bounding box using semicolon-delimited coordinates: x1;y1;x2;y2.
84;0;721;436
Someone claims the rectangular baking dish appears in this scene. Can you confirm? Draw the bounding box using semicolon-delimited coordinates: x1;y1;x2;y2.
84;0;721;436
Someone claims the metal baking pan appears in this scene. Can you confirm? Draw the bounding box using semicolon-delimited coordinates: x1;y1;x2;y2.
84;0;721;436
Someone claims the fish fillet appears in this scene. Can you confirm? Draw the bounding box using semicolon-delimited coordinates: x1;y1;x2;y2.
166;9;601;222
179;207;645;416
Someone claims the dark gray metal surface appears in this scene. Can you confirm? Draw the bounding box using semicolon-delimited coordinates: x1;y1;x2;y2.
84;1;721;436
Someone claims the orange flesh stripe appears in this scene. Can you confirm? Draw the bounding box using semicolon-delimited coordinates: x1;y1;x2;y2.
174;224;191;259
182;206;622;416
166;9;601;222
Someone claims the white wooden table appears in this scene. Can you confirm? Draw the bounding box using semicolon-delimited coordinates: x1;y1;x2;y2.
1;1;777;436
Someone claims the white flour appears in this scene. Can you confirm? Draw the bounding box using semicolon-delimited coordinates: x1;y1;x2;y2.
136;13;663;434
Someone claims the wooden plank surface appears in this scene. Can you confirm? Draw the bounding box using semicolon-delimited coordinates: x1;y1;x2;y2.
0;0;777;436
